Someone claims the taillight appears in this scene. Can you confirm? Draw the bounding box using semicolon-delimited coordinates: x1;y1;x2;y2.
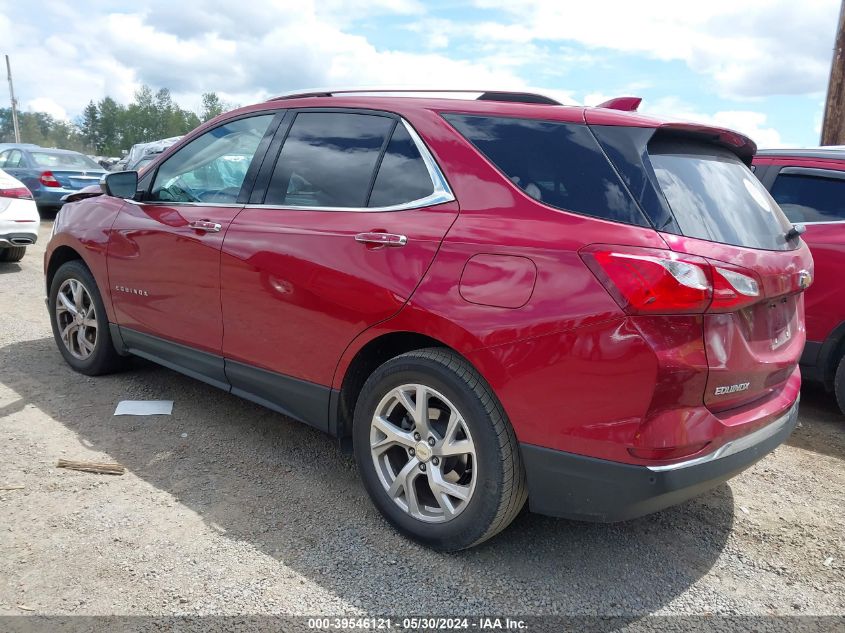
710;266;760;312
39;171;61;187
581;246;711;314
581;245;764;315
0;186;33;199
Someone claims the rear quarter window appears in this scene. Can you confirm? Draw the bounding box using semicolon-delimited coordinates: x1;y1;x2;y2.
443;114;647;226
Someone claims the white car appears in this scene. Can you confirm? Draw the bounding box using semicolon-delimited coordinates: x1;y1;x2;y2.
0;168;39;262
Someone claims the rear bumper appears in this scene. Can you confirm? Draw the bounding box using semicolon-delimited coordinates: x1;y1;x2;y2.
522;396;799;522
0;212;39;247
33;189;73;207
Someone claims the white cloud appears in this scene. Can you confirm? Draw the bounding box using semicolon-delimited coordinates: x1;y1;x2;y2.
0;0;832;152
471;0;839;99
1;0;530;121
642;96;789;148
25;98;68;121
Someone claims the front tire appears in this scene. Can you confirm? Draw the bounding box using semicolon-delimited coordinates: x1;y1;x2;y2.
49;260;125;376
353;348;527;551
0;246;26;262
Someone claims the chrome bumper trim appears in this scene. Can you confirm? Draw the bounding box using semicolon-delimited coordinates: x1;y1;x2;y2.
646;396;800;473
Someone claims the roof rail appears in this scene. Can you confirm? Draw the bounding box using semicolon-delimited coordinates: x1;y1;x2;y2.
269;87;563;106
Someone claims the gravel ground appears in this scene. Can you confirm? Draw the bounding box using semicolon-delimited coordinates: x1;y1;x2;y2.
0;220;843;619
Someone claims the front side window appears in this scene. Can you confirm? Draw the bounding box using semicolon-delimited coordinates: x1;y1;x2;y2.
770;172;845;223
264;112;394;207
150;115;274;204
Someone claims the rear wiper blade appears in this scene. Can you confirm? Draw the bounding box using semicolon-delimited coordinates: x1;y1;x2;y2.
785;224;806;241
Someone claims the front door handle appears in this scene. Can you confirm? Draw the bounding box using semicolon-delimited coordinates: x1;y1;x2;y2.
188;220;222;233
354;232;407;247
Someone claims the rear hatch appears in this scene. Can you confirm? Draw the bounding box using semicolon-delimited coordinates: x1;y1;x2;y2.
590;123;812;413
48;171;104;189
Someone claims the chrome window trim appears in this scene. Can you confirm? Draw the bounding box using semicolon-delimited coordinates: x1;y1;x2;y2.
247;117;455;213
123;199;243;208
646;397;799;473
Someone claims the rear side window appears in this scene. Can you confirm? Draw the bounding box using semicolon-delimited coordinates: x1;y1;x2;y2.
0;150;23;169
265;112;394;208
368;124;434;207
443;114;646;226
649;140;793;250
770;173;845;223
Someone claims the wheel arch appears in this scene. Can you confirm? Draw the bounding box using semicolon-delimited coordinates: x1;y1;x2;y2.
333;331;451;440
46;245;86;294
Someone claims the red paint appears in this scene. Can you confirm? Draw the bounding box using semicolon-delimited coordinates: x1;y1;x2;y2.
108;201;242;354
44;94;806;474
596;96;642;112
220;202;459;385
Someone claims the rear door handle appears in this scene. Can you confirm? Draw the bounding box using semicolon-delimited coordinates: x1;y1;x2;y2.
354;232;407;247
188;220;222;233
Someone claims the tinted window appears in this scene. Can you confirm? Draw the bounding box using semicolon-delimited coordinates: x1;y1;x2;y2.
30;151;100;170
151;115;273;203
368;124;434;207
1;150;22;169
444;114;646;225
650;141;793;251
265;112;394;207
770;173;845;223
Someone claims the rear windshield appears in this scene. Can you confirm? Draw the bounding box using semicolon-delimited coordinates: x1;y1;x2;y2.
649;140;793;250
30;151;101;171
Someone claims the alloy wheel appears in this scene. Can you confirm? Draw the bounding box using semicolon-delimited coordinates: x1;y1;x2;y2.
55;278;98;360
370;383;477;523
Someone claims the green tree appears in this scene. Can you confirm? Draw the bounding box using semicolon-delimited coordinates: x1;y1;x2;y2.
79;101;100;152
200;92;225;122
96;96;125;156
1;84;218;156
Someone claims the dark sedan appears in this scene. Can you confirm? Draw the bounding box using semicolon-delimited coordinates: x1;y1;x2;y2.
0;144;106;212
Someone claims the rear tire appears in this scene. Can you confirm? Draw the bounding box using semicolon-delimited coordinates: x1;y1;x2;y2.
48;260;125;376
834;354;845;415
353;348;527;551
0;246;26;262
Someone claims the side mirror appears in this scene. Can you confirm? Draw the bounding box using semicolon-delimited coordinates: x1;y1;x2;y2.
101;171;138;199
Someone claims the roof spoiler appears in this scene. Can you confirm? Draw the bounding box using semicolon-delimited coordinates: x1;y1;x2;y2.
596;96;642;112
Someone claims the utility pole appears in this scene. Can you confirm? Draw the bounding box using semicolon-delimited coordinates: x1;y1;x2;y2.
822;1;845;145
5;55;21;143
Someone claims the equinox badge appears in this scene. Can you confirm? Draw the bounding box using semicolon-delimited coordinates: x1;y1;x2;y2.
714;382;751;396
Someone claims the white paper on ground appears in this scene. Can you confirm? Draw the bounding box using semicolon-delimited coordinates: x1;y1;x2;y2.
114;400;174;416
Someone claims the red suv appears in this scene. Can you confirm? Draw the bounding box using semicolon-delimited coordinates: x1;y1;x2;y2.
45;89;811;550
754;148;845;413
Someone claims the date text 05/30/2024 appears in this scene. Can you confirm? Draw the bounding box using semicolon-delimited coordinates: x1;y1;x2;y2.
307;617;528;630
